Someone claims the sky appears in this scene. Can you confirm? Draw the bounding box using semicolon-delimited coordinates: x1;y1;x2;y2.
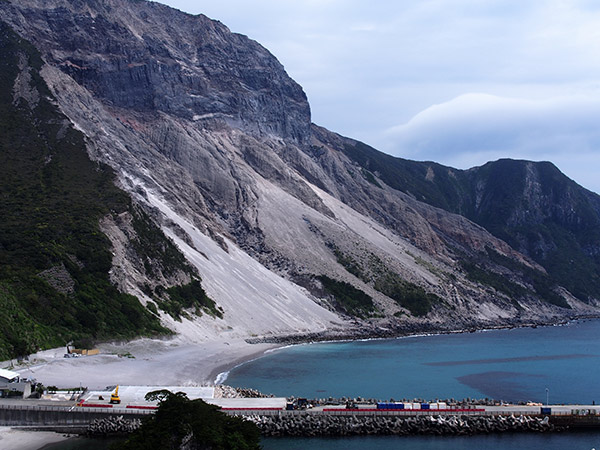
159;0;600;194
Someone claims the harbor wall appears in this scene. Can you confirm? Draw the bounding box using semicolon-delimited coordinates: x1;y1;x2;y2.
0;404;151;427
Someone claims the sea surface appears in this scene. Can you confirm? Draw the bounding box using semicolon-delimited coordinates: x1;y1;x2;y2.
224;319;600;449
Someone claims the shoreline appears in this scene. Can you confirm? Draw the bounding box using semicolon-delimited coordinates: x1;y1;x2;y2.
1;316;598;450
244;314;598;347
211;315;600;387
4;337;282;391
4;314;598;393
208;343;281;386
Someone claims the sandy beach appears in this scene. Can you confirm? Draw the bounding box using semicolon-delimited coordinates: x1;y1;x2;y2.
0;337;280;449
4;336;279;391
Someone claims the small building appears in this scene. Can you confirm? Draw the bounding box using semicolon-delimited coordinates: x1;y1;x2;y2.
0;368;31;398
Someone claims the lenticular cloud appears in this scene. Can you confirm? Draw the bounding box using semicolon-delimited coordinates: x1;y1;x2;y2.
386;93;600;167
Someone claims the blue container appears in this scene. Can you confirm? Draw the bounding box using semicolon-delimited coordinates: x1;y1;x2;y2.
540;407;551;415
378;402;406;410
421;403;430;409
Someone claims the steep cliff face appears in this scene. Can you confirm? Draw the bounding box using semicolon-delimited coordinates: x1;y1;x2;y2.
0;20;200;358
1;0;598;352
2;0;310;143
463;159;600;302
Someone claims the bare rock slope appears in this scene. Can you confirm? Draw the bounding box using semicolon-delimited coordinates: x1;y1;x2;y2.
1;0;597;343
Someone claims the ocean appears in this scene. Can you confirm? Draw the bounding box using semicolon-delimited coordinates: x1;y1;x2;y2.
223;319;600;449
45;320;600;449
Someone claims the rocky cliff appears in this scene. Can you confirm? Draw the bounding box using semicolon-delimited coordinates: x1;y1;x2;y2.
331;140;600;304
1;0;598;355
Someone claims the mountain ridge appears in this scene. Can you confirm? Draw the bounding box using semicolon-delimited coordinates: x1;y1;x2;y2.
330;136;600;302
1;0;599;358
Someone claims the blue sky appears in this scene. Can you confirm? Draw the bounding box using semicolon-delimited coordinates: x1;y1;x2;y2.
159;0;600;194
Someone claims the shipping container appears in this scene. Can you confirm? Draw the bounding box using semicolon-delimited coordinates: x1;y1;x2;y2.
540;407;551;415
377;402;405;410
421;403;430;409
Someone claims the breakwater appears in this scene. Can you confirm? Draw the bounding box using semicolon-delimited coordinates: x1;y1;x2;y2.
87;415;142;436
248;413;557;436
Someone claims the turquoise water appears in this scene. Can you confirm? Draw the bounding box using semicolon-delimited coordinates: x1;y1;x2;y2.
225;319;600;449
226;320;600;404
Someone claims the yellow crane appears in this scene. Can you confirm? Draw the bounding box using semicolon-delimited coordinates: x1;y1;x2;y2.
110;385;121;404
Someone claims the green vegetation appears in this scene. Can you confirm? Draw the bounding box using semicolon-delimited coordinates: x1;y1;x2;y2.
342;140;600;304
318;275;376;318
460;261;527;300
0;22;213;359
0;284;64;358
483;247;570;308
361;168;381;188
113;391;261;450
129;206;192;279
327;245;441;317
342;141;470;211
459;247;570;309
535;224;600;303
156;279;223;321
464;161;600;303
373;273;441;317
329;244;364;279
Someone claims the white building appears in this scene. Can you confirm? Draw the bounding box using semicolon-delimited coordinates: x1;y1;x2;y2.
0;368;31;397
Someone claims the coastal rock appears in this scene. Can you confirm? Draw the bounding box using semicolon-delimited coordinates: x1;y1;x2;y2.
87;415;142;436
248;413;555;437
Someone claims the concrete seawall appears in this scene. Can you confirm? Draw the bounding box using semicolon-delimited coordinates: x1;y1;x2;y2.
0;404;151;427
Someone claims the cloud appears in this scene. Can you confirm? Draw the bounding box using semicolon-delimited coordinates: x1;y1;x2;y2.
385;93;600;192
159;0;600;193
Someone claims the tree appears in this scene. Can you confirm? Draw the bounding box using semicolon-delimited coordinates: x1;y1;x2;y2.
113;391;261;450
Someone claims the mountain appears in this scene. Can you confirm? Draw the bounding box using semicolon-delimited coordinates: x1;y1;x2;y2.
0;0;598;358
336;141;600;303
0;18;225;358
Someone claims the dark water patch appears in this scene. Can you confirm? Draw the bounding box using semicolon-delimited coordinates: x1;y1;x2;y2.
41;436;124;449
457;371;545;402
426;353;597;366
227;319;600;403
261;431;600;450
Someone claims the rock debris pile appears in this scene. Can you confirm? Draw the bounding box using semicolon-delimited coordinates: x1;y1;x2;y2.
214;385;271;398
87;416;142;436
248;413;556;436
